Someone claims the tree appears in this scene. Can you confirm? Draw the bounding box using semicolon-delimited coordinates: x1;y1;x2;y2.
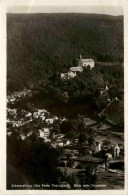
67;161;74;168
88;135;94;146
53;122;60;134
78;132;88;145
85;165;97;187
78;120;85;131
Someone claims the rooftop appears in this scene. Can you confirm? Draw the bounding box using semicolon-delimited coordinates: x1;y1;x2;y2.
83;117;97;126
69;66;83;72
79;59;94;62
100;100;124;125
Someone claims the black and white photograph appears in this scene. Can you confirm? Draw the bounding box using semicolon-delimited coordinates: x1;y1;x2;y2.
2;0;127;193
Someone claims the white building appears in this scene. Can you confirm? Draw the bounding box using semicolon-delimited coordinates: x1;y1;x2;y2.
39;128;50;139
61;73;68;80
66;140;71;146
69;66;83;73
40;115;45;121
68;71;76;79
38;109;47;115
78;55;94;69
20;134;26;140
54;116;59;120
96;142;102;152
44;139;51;143
13;122;22;127
105;153;113;160
105;85;109;91
114;144;120;157
10;98;15;103
39;130;45;138
43;128;50;137
26;112;32;118
68;66;83;79
46;118;54;124
58;142;64;147
7;132;12;136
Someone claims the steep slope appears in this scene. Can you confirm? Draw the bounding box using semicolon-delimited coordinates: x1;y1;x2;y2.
7;13;123;92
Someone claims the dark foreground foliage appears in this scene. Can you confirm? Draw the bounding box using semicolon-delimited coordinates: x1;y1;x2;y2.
7;133;63;186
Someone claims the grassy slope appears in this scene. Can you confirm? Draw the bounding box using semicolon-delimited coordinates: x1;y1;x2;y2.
7;13;123;92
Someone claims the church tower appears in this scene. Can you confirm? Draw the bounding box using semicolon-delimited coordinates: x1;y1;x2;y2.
80;54;82;60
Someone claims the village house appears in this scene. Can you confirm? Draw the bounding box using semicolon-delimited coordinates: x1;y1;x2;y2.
114;144;120;157
43;128;50;138
13;121;23;128
78;54;95;69
44;138;51;143
105;85;109;91
32;109;48;121
53;136;71;148
27;131;33;137
66;140;71;146
25;112;32;120
19;134;26;140
45;118;54;124
105;153;113;160
38;109;48;115
58;142;64;147
67;66;83;79
99;100;124;126
7;119;11;124
96;142;103;152
39;128;50;139
39;129;45;138
9;97;16;103
7;132;12;136
53;140;64;147
40;115;45;121
62;139;71;146
54;116;59;120
83;117;97;127
7;108;17;115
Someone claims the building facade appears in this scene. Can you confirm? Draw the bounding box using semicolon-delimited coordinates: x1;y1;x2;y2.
78;55;94;69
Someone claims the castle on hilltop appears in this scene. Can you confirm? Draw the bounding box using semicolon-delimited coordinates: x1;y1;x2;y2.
61;55;95;80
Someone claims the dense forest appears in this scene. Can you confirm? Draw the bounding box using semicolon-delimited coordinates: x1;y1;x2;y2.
7;13;123;92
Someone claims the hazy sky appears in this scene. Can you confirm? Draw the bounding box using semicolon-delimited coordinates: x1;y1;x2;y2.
7;6;123;16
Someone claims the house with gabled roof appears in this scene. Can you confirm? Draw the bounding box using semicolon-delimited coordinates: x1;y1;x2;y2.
99;100;124;126
83;117;97;127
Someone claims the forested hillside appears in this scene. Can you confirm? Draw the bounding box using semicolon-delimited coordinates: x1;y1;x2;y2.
7;13;123;92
